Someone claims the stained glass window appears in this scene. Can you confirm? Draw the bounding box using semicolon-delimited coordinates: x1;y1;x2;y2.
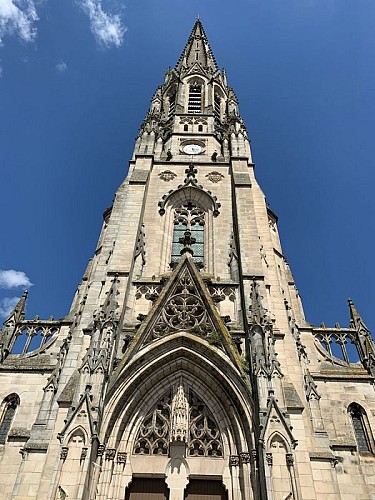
171;203;205;267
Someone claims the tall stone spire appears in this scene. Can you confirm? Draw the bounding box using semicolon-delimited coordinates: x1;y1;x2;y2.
175;19;219;73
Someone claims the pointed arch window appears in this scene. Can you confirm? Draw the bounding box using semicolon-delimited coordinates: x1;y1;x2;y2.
348;403;374;453
171;203;205;267
168;93;176;119
0;394;19;444
214;93;221;121
188;85;202;114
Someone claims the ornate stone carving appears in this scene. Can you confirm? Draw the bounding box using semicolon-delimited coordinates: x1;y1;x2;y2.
229;455;240;467
105;448;116;461
159;170;177;182
286;453;294;467
171;385;189;442
97;444;105;457
60;447;69;460
209;285;236;304
240;452;251;464
152;268;215;340
251;449;257;463
135;284;163;302
188;391;223;457
134;392;171;455
158;164;221;217
206;171;224;183
134;387;223;458
266;453;273;466
117;452;127;464
80;448;88;461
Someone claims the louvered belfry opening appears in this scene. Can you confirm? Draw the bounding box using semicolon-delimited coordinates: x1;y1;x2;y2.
188;85;202;114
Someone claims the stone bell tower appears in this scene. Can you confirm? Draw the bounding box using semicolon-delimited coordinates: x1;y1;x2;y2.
0;19;374;500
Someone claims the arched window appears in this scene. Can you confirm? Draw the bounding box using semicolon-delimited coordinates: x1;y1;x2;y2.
171;203;205;267
348;403;374;453
188;85;202;114
0;394;19;444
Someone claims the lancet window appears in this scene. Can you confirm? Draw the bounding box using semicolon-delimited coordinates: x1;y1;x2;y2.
171;203;205;267
133;388;223;457
168;93;176;119
188;85;202;114
0;394;19;444
348;403;373;453
214;93;221;121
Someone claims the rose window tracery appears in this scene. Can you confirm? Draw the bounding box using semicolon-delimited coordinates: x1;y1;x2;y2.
133;387;223;458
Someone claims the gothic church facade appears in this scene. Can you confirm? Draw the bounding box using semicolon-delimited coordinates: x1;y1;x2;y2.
0;21;374;500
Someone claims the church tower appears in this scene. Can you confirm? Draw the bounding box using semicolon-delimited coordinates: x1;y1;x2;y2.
0;20;374;500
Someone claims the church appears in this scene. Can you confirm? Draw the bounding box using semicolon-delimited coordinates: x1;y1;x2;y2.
0;20;374;500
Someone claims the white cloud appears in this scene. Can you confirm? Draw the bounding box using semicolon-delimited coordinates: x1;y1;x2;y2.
79;0;126;48
0;65;3;77
0;0;39;45
0;296;20;317
56;61;67;73
0;269;32;289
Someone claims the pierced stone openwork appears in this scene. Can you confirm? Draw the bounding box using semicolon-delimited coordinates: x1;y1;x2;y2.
188;391;223;457
133;387;223;458
133;392;171;455
151;267;214;340
313;328;361;364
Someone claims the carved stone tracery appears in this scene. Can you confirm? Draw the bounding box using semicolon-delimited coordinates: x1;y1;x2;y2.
151;268;214;340
133;387;223;458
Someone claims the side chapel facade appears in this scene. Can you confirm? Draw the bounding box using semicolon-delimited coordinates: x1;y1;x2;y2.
0;20;375;500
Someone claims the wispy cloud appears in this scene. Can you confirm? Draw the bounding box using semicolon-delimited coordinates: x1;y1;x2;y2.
56;61;67;73
0;296;20;317
0;0;39;45
79;0;126;48
0;269;32;289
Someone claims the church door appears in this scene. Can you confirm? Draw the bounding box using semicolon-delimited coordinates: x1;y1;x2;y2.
184;479;228;500
125;478;169;500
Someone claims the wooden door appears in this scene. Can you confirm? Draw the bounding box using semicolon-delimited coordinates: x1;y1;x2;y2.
184;479;228;500
125;478;169;500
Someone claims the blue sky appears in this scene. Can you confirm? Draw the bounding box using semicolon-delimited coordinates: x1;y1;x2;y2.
0;0;374;334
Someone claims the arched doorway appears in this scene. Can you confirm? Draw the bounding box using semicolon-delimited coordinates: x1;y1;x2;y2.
125;478;169;500
184;479;228;499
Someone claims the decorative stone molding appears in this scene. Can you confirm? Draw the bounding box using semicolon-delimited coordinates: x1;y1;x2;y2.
159;170;177;182
229;455;240;467
152;267;215;340
240;452;251;464
80;448;88;461
117;452;127;464
286;453;294;467
134;387;223;458
158;164;221;217
206;171;224;183
97;444;105;457
60;447;69;460
171;385;189;442
266;453;273;466
105;448;116;461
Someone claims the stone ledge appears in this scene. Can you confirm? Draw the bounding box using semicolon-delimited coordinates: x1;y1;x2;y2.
8;428;31;441
129;170;149;184
23;442;49;453
233;173;251;186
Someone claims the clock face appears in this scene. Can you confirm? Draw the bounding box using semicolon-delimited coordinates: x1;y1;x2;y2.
183;144;202;155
